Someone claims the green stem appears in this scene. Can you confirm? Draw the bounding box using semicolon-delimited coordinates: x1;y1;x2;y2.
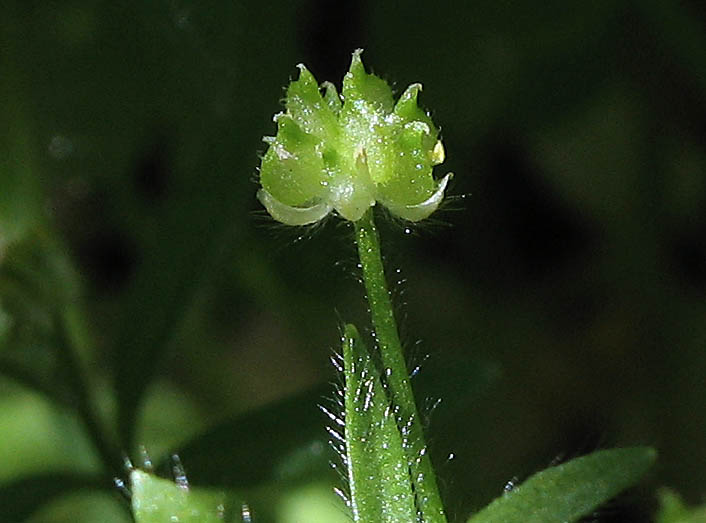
353;208;447;522
56;309;125;481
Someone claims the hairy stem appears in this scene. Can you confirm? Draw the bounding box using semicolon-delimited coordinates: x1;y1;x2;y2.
353;208;447;522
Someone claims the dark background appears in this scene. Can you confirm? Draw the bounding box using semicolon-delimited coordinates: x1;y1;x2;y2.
2;1;705;521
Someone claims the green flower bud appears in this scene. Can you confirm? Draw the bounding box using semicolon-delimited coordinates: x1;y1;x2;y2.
258;49;451;225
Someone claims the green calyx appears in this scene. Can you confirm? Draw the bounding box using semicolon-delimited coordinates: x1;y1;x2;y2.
258;49;451;225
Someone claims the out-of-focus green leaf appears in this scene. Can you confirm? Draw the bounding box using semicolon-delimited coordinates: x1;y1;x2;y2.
468;447;656;523
109;0;303;451
26;490;130;523
276;482;350;523
0;472;106;522
634;2;706;95
168;384;331;488
0;236;80;405
134;379;206;462
0;383;99;483
0;8;74;408
0;231;123;474
0;12;43;250
130;469;239;523
656;488;706;523
340;324;417;521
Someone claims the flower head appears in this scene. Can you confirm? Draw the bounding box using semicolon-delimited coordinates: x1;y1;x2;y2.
258;49;451;225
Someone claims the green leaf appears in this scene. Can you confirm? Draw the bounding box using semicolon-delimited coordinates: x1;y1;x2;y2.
0;16;43;249
656;487;706;523
339;324;417;522
0;473;106;522
468;447;656;523
168;384;331;488
108;2;305;452
26;490;130;523
131;469;240;523
0;236;77;405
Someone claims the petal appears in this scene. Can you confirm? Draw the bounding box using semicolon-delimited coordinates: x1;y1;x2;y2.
394;83;437;134
383;173;452;222
376;121;436;206
286;65;338;139
257;188;332;226
342;49;395;114
360;123;398;186
394;83;439;153
321;81;342;116
259;115;328;207
333;185;377;222
340;51;395;163
330;147;377;222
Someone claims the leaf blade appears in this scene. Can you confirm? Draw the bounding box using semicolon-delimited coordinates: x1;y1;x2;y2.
167;384;331;488
0;472;106;522
468;447;656;523
341;324;418;522
130;469;241;523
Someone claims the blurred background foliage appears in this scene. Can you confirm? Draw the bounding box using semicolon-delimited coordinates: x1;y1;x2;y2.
1;0;705;521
